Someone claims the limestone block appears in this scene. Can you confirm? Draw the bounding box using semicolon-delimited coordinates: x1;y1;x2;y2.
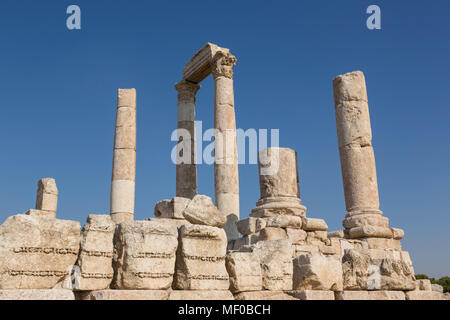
362;238;402;250
229;234;260;251
182;195;226;227
148;218;190;228
335;291;370;300
406;291;445;300
293;252;343;291
258;148;299;199
250;206;306;218
328;230;345;238
117;88;136;108
368;291;405;300
226;252;262;293
390;228;404;240
343;214;388;229
236;217;266;236
416;279;432;291
252;240;293;291
286;228;307;244
348;226;393;239
0;289;75;300
174;225;229;290
307;230;328;242
286;290;335;300
76;290;168;300
259;227;287;240
342;249;371;290
75;215;115;291
293;244;319;256
35;178;58;213
112;220;178;290
234;291;297;300
265;215;302;229
432;284;444;293
302;218;328;231
24;209;56;218
0;214;80;289
154;197;190;220
169;290;234;300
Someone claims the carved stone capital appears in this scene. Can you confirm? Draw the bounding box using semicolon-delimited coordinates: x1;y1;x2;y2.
175;80;201;105
211;52;237;80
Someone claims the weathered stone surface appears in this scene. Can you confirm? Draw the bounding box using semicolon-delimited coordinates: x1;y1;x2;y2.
368;291;405;300
265;215;302;229
342;249;371;290
236;217;265;236
328;230;345;238
252;240;293;291
0;289;74;300
24;209;56;218
112;220;178;290
259;227;287;241
258;147;299;199
169;290;234;300
235;291;297;300
148;217;191;228
226;252;262;293
302;218;328;231
0;214;80;289
35;178;58;214
343;214;388;229
286;228;307;244
406;291;445;300
348;226;393;239
182;195;226;227
362;237;402;250
416;279;432;291
431;284;444;293
76;290;169;300
174;225;229;290
335;291;370;300
74;215;115;290
154;197;191;220
286;290;335;300
228;234;260;251
293;252;343;291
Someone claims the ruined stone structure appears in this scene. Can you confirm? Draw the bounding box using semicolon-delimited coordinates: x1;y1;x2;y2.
0;44;446;300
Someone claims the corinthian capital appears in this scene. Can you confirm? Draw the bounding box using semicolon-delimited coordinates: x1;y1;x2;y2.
211;52;237;80
175;80;201;105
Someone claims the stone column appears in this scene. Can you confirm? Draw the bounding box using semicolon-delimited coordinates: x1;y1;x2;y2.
252;147;306;217
174;80;201;199
332;71;389;237
211;51;240;240
110;89;136;224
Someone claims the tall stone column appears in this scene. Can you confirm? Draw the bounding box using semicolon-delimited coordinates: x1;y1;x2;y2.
110;89;136;224
212;51;240;240
174;80;201;199
333;71;391;238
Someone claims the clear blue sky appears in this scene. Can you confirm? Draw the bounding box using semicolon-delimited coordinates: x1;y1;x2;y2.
0;1;449;277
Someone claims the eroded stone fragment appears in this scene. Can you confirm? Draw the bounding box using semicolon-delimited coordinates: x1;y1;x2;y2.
182;195;226;227
0;214;80;289
35;178;58;216
252;240;293;291
112;220;178;290
75;215;115;290
226;252;262;293
174;224;229;290
154;197;191;220
293;252;343;291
